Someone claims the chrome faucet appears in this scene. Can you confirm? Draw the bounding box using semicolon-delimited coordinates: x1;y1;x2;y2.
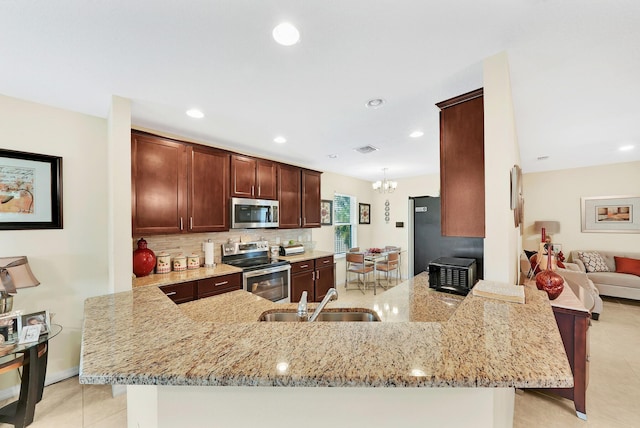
297;291;309;321
308;288;339;322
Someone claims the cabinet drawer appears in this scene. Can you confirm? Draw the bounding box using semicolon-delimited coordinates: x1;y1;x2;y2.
159;281;196;304
315;256;334;268
290;260;314;274
197;273;242;299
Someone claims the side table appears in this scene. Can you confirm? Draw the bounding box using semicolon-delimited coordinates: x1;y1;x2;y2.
526;281;590;419
0;324;62;428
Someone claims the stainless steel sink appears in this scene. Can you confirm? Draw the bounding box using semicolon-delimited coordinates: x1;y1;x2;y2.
259;310;380;322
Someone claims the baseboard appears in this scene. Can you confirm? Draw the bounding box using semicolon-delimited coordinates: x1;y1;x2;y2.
0;366;79;402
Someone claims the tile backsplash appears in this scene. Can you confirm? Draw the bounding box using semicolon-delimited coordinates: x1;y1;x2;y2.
133;229;312;263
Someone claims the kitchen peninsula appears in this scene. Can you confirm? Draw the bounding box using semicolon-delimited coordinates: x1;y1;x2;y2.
80;273;572;428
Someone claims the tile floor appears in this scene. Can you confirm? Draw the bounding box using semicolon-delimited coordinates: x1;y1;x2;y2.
5;287;638;428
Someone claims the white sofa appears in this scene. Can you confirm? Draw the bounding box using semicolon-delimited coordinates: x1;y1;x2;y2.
570;250;640;301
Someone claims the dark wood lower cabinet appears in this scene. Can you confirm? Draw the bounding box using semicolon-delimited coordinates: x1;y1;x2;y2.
159;281;196;304
159;273;242;304
548;305;590;419
290;256;335;303
197;273;242;299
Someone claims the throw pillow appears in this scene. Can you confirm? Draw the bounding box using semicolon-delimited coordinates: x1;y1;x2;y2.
578;251;610;273
615;256;640;277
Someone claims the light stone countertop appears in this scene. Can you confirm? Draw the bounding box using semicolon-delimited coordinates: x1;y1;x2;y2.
132;264;242;288
273;250;334;263
80;273;573;389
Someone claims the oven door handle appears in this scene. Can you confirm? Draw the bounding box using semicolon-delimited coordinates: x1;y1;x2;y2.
244;265;291;278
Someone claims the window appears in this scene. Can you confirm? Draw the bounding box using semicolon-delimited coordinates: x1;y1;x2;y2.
334;193;357;254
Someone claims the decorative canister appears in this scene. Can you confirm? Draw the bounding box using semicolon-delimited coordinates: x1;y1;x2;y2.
270;246;279;258
133;238;156;277
187;254;200;270
173;254;187;271
156;252;171;274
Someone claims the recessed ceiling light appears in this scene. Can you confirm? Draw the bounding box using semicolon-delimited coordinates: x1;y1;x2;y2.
619;145;635;151
272;22;300;46
328;154;338;159
186;109;204;119
537;155;550;161
409;130;424;138
273;136;287;144
365;98;385;109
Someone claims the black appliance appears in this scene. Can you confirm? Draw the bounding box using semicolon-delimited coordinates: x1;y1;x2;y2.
411;196;484;280
428;257;477;295
221;240;290;302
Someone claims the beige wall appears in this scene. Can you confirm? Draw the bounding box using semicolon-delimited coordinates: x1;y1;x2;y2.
313;171;439;286
522;161;640;256
483;52;522;284
0;94;110;391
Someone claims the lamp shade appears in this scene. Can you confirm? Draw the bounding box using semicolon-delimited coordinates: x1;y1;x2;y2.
0;256;40;294
534;221;560;235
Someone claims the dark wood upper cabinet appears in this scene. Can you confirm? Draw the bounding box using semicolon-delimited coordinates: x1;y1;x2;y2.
132;133;187;235
132;131;230;235
277;163;302;228
436;88;485;238
231;155;277;200
256;159;277;200
188;146;230;232
301;169;321;228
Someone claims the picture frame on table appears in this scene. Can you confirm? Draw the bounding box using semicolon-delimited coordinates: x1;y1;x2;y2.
20;310;51;336
581;195;640;233
0;149;63;230
320;199;333;225
359;203;370;224
551;244;562;255
0;311;22;344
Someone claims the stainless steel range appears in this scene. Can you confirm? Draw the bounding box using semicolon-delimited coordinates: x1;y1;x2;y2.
221;240;291;303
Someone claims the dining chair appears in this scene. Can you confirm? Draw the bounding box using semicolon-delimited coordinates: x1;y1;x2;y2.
375;251;400;289
384;246;402;280
345;252;375;294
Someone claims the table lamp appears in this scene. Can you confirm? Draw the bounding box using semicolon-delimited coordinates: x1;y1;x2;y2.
533;221;560;271
0;256;40;314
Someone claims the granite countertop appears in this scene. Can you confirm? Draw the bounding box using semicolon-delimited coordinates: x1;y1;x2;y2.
80;273;573;388
132;264;242;288
273;250;334;263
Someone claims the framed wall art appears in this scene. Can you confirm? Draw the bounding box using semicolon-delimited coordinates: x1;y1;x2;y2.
581;195;640;233
359;203;370;225
0;149;63;230
320;199;333;225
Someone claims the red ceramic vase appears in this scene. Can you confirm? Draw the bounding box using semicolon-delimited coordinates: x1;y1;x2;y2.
133;238;156;277
535;250;564;300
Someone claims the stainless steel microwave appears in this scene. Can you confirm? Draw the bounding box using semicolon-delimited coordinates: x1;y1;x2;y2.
231;197;279;229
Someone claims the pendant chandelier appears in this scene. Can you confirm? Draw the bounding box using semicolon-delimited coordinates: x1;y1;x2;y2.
372;168;397;193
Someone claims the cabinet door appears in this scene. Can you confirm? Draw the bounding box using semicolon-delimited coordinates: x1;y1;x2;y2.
301;169;321;228
291;271;315;303
159;281;196;304
277;164;302;228
437;90;485;237
231;155;257;198
314;257;335;302
189;146;230;232
132;132;187;235
256;159;277;200
197;273;242;299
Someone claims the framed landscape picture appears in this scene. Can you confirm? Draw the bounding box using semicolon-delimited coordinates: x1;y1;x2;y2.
0;149;63;230
581;195;640;233
359;203;370;224
320;199;333;225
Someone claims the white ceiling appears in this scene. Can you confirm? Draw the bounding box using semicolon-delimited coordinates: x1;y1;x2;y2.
1;0;638;182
